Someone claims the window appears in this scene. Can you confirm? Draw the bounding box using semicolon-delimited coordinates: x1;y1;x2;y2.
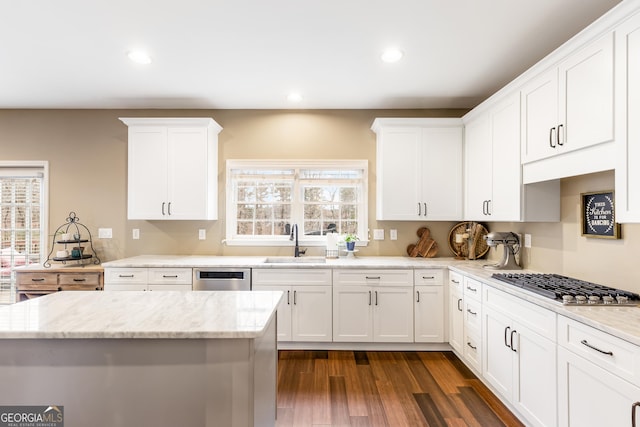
0;162;48;304
226;160;367;246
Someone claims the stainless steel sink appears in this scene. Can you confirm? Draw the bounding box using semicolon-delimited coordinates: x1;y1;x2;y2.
263;256;326;264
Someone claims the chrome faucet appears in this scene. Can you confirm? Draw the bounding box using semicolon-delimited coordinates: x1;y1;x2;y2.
290;224;306;257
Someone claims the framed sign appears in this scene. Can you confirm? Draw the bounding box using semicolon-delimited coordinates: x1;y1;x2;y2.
581;190;621;239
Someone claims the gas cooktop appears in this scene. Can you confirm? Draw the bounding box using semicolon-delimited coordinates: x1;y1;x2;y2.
491;273;640;306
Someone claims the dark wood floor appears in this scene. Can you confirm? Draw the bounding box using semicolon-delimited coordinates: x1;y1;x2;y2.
276;350;524;427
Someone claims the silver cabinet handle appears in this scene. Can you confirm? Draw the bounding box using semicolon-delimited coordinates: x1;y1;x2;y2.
375;291;378;306
451;279;460;284
368;290;372;306
118;274;134;278
287;290;290;305
510;330;518;353
366;276;381;280
422;276;435;280
632;402;640;427
487;200;492;215
416;290;420;303
162;202;166;215
467;342;477;350
423;202;427;217
549;126;556;148
168;202;172;216
580;339;613;356
417;203;421;216
293;290;297;305
162;275;178;278
504;326;511;349
457;298;462;312
467;308;477;316
466;285;477;293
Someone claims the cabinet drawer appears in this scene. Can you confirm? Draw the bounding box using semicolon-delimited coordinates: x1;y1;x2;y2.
16;273;58;291
148;268;192;285
464;297;482;333
484;285;556;340
105;268;148;284
253;269;331;286
414;269;444;286
59;273;102;290
558;315;640;385
333;269;413;287
463;276;482;300
464;329;482;372
449;271;463;292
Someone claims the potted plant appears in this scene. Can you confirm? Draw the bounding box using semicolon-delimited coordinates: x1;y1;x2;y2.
344;233;359;251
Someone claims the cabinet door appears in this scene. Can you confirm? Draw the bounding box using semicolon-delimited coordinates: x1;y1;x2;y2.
414;285;444;342
167;127;212;219
513;322;557;427
253;284;292;341
483;307;514;399
422;127;463;220
464;113;492;219
615;12;640;223
490;93;522;221
520;68;559;163
127;126;168;220
449;284;464;354
559;33;614;154
291;285;332;342
332;286;372;342
558;347;640;427
373;286;413;342
376;127;422;220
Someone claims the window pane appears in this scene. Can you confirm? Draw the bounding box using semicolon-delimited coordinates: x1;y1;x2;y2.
237;204;255;220
237;222;254;235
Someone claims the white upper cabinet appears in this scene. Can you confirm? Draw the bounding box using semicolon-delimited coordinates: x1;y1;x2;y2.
464;93;560;222
372;118;463;221
615;10;640;222
121;117;222;220
521;33;614;164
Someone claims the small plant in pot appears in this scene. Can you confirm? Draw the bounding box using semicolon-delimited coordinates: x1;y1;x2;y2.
344;233;359;251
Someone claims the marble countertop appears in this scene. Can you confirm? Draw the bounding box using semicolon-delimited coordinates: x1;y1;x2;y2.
101;254;460;269
0;290;282;339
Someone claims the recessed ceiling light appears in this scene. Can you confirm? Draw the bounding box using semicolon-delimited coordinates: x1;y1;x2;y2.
127;50;152;65
381;48;404;63
287;92;303;103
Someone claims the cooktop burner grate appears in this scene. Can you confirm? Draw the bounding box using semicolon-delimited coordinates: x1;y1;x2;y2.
491;273;640;305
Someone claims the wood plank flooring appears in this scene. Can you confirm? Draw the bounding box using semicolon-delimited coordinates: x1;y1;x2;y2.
276;350;524;427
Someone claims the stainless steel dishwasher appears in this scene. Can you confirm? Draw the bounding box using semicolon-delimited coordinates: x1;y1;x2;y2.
193;268;251;291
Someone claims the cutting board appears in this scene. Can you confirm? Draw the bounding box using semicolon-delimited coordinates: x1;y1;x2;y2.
406;227;438;258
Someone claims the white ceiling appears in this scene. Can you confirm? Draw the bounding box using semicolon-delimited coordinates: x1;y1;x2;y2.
0;0;621;110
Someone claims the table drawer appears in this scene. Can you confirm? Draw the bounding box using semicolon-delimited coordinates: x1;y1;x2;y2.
148;268;192;285
16;273;58;291
464;297;482;333
463;276;482;301
59;273;102;290
333;269;413;286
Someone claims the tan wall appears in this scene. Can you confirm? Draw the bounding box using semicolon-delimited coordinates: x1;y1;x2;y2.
2;110;638;291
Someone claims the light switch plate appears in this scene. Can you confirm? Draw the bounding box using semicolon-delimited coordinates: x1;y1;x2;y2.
199;229;206;240
132;229;140;240
98;228;112;239
524;234;532;248
390;229;398;240
373;229;384;240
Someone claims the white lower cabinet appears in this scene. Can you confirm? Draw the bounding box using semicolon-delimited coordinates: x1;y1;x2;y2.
448;271;464;353
104;267;192;291
414;269;445;342
483;286;557;427
557;315;640;427
252;269;332;342
333;270;413;342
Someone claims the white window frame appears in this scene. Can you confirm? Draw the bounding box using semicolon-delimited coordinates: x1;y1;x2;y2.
225;159;368;247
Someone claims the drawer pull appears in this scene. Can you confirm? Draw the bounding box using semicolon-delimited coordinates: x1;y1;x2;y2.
416;290;420;303
118;274;135;278
31;278;45;282
422;276;435;280
580;339;613;356
366;276;381;280
467;308;477;316
162;275;179;278
466;285;477;292
466;342;477;350
451;279;460;284
632;402;640;427
73;278;86;282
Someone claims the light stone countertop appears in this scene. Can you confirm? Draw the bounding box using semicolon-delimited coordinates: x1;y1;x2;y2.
0;290;282;339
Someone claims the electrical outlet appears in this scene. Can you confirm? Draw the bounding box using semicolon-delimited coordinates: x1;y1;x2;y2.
199;229;206;240
98;228;112;238
390;229;398;240
524;234;532;248
373;229;384;240
132;229;140;240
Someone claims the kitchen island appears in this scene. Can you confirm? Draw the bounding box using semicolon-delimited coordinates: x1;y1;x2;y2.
0;290;281;427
